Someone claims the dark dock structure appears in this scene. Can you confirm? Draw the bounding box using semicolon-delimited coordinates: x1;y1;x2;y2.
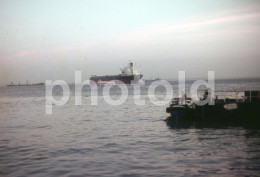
166;90;260;128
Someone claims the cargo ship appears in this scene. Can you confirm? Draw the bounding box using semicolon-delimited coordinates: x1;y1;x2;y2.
90;62;143;84
7;80;44;87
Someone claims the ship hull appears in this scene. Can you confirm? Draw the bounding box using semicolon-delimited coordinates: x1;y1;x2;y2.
7;83;44;87
90;74;143;84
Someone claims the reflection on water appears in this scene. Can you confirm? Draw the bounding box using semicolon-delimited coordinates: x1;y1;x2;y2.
0;79;260;176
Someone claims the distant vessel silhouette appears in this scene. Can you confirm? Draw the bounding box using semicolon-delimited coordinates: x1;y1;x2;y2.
145;77;161;82
7;80;44;87
90;61;143;84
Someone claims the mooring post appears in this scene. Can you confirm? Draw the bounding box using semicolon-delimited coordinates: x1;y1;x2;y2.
236;90;238;102
250;90;252;102
224;91;225;103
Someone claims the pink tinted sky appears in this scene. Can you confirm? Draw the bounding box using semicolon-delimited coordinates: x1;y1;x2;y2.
1;1;260;85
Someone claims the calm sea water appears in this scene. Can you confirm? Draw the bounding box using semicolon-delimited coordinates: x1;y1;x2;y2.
0;79;260;176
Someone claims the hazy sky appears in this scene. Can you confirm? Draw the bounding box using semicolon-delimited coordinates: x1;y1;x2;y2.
1;0;260;85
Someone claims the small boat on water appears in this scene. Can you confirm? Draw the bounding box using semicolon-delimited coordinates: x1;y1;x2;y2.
145;77;161;82
166;97;195;117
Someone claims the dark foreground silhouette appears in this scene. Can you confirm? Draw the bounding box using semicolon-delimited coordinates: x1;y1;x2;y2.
165;101;260;129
